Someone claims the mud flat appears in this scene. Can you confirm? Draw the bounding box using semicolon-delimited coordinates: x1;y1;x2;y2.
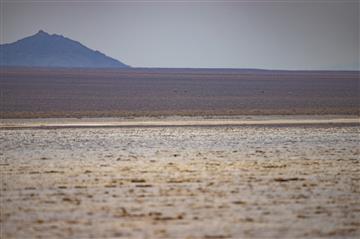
1;119;359;239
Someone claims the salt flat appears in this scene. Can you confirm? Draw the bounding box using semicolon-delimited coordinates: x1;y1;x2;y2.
1;122;359;239
0;115;358;129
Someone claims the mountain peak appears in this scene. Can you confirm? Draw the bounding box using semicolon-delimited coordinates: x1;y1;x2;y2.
36;30;50;36
0;31;129;68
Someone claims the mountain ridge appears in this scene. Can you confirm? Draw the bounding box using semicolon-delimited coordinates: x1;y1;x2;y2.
0;30;129;68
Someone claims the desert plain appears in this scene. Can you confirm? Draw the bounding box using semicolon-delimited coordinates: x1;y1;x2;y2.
1;68;358;118
0;68;359;239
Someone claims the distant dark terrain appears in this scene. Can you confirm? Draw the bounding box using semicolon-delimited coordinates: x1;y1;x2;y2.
0;67;358;118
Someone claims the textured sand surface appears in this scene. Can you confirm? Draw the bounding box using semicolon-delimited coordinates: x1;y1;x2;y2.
1;125;359;238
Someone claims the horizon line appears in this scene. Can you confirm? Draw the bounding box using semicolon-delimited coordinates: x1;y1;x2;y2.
1;65;359;72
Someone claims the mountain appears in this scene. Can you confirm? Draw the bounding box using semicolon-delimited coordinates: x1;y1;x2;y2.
0;30;129;68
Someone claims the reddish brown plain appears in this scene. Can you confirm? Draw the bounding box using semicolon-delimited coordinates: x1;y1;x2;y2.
1;67;358;118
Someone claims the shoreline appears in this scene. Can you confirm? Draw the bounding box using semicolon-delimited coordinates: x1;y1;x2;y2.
1;115;358;129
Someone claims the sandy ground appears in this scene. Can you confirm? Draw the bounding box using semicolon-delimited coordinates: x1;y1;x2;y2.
1;121;359;238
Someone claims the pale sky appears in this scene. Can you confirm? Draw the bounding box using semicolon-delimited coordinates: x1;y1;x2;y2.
0;0;359;70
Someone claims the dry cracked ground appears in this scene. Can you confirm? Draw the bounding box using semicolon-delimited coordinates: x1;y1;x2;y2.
1;125;359;238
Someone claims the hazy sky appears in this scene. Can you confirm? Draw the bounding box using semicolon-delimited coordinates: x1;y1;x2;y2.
1;0;359;70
